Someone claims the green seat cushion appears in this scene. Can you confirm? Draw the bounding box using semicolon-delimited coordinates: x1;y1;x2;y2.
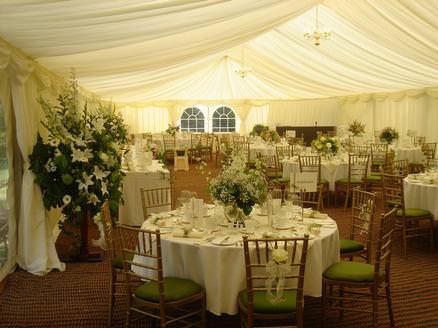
335;177;362;184
372;160;385;166
272;177;290;184
364;175;381;181
266;172;283;179
135;277;202;302
111;253;134;269
323;261;382;282
396;208;432;217
340;239;365;253
239;290;297;313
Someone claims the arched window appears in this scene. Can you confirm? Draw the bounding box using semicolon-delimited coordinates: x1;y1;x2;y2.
180;107;205;132
212;106;236;132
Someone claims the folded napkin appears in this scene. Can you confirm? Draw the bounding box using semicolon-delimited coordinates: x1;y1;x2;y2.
312;212;329;219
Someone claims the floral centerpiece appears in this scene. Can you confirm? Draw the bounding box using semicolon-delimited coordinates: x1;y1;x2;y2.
348;120;365;136
261;128;281;144
208;152;268;222
311;135;339;156
29;77;129;258
250;124;269;136
379;127;399;144
165;124;179;136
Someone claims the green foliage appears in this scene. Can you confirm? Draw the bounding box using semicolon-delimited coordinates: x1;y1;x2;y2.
379;127;399;144
29;77;129;223
250;124;269;136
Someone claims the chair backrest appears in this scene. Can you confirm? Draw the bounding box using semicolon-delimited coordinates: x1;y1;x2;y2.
118;226;166;306
348;153;370;183
414;136;426;146
392;159;409;176
382;173;405;214
142;133;153;144
350;189;376;261
421;142;436;160
298;155;322;183
140;187;172;220
299;184;323;211
242;235;310;324
373;207;397;280
275;145;293;162
350;144;369;155
233;141;250;162
258;154;280;180
162;134;175;151
370;143;389;167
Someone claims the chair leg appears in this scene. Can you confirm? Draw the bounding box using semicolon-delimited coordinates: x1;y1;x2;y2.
339;286;344;320
372;286;378;328
386;281;395;327
321;279;327;328
108;273;115;327
402;222;407;257
343;189;349;210
430;218;434;249
201;292;207;328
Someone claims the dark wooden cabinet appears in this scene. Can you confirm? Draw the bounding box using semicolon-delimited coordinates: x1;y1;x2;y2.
275;126;336;146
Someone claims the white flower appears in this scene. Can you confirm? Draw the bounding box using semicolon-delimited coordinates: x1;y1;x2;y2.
272;248;288;264
71;146;93;163
101;181;109;195
88;193;99;205
76;172;94;193
63;195;71;205
94;118;105;133
44;159;57;172
49;138;60;147
99;152;109;162
93;165;110;181
54;148;62;157
320;136;326;142
326;142;332;149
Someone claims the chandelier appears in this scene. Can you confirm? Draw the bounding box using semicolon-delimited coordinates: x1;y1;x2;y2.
304;5;332;46
235;46;252;78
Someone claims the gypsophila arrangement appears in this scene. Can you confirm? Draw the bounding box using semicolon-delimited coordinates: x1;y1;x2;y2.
29;76;129;225
311;135;339;156
208;152;268;216
348;120;365;136
380;127;399;144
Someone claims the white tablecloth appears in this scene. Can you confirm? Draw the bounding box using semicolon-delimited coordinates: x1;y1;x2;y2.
249;142;276;160
404;176;438;220
393;146;425;163
138;211;339;315
119;161;170;226
282;158;349;190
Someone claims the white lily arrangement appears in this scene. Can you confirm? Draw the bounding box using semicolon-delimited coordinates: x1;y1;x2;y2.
29;76;129;226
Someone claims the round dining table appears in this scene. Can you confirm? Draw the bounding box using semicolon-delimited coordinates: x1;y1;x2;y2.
404;174;438;220
135;207;340;315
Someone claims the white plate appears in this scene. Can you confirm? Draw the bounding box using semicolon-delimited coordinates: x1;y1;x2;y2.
211;236;236;246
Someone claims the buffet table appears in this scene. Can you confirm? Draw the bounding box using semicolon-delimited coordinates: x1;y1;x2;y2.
118;160;170;226
136;207;339;315
404;173;438;220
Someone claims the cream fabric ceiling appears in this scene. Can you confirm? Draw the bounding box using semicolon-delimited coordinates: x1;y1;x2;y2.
1;0;438;103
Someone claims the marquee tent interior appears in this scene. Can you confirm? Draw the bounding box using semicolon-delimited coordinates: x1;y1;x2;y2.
0;0;438;293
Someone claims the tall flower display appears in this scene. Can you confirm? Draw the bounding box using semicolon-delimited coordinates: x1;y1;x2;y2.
311;135;339;156
208;152;268;219
379;127;399;144
29;78;129;227
348;120;365;136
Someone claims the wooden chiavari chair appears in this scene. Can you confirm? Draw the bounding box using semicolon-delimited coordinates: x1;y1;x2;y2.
298;155;329;208
239;235;310;328
340;189;376;261
322;208;397;328
118;225;206;327
140;187;172;221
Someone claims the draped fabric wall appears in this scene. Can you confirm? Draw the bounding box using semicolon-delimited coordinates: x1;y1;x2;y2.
0;40;65;277
339;88;438;143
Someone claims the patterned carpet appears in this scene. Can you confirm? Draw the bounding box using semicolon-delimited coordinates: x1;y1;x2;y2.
1;162;438;327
